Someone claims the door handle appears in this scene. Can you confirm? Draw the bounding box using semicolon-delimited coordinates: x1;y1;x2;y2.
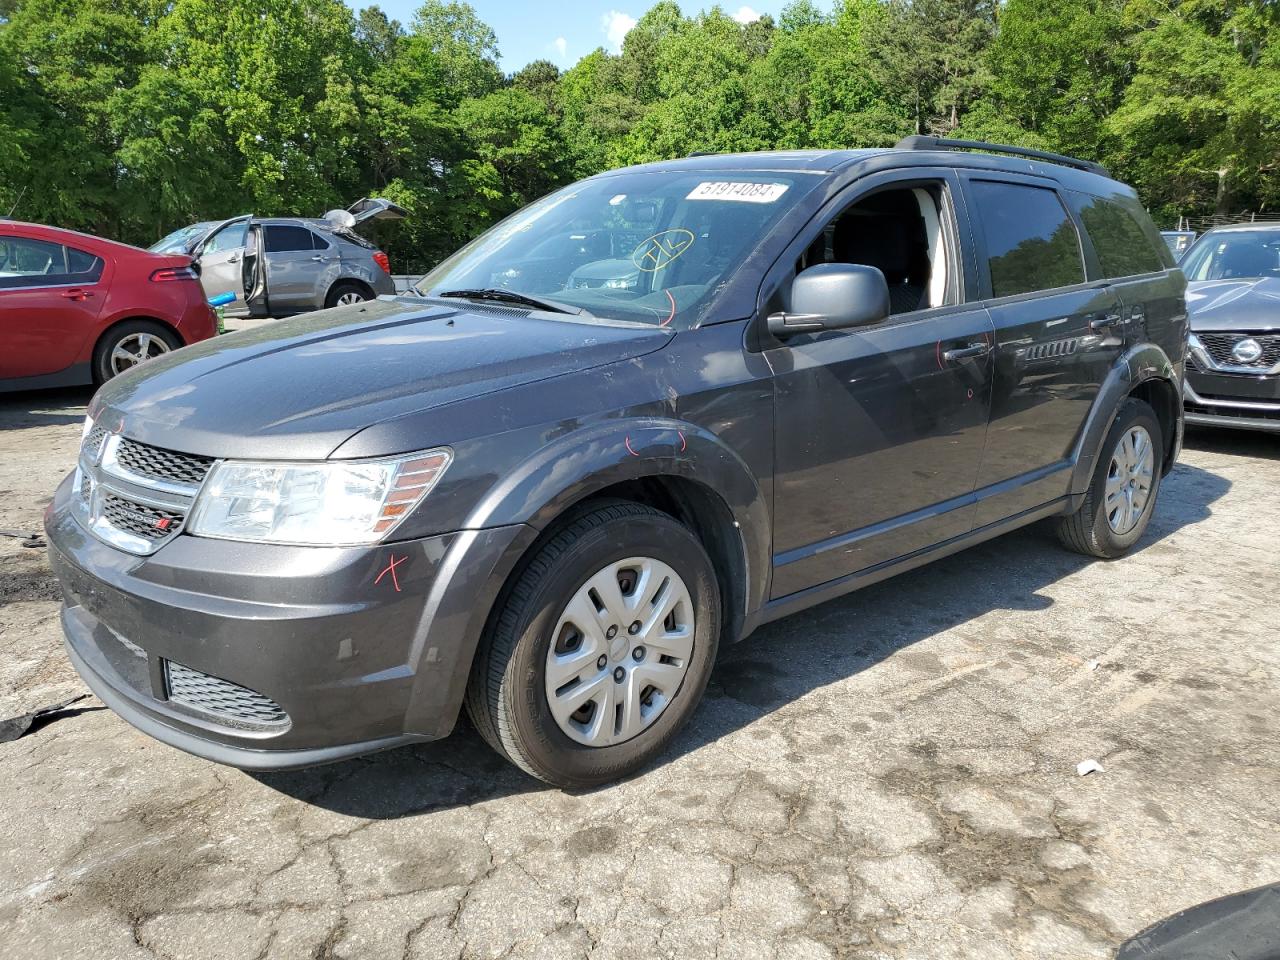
1089;313;1122;330
227;254;240;264
310;255;330;262
59;289;93;301
942;343;989;361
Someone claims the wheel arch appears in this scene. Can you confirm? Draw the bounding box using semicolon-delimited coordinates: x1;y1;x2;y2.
1069;342;1181;505
325;277;375;306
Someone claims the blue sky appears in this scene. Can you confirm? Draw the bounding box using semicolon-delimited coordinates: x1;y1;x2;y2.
371;0;792;73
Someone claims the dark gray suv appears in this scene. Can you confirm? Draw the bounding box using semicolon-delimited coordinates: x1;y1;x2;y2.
47;138;1187;787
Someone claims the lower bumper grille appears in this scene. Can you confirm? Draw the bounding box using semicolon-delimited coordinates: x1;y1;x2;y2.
165;661;290;731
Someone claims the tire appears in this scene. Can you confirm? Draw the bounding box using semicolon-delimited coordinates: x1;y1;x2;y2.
92;320;181;384
465;501;721;788
1057;398;1163;559
325;281;372;309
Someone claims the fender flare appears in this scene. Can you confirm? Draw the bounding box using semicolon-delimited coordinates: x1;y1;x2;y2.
1069;342;1179;503
464;415;773;622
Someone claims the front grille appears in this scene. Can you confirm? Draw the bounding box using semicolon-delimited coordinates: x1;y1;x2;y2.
83;425;108;460
101;494;183;541
79;471;92;501
115;438;214;486
1197;332;1280;370
165;661;289;729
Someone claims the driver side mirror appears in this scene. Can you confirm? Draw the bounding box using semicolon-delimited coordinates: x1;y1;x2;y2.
768;263;890;337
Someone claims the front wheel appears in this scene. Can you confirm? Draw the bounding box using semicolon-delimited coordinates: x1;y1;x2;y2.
465;501;721;788
1057;398;1164;559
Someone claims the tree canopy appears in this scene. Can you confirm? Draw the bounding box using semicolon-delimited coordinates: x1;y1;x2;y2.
1;0;1276;271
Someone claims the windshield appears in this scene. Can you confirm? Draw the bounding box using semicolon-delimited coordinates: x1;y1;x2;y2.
149;222;215;254
416;172;817;329
1181;230;1280;281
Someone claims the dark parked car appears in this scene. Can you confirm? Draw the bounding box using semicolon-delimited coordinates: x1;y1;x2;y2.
1;221;216;391
47;138;1187;787
149;199;406;317
1179;224;1280;432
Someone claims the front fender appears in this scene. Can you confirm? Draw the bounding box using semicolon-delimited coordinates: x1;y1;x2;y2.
463;416;772;624
1069;341;1180;500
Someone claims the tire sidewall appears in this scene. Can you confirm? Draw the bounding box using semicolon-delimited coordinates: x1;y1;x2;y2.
326;282;370;309
1089;401;1163;555
504;514;720;786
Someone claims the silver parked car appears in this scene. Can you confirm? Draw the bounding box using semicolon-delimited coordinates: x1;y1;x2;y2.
149;198;406;317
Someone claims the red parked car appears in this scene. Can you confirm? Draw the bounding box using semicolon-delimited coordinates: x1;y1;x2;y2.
0;221;217;392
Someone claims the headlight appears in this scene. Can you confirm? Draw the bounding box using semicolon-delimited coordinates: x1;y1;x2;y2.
603;275;639;289
188;449;452;546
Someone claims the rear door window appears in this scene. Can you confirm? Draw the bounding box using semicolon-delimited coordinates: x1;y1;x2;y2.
0;237;103;289
264;225;315;253
968;180;1085;298
1073;195;1165;278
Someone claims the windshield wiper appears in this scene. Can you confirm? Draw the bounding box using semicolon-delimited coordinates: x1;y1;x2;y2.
436;287;587;316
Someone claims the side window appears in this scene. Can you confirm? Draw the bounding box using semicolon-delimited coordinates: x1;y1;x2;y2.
310;231;331;250
0;237;65;287
795;182;955;316
264;225;315;253
202;222;249;255
969;181;1084;298
65;245;105;281
1073;195;1165;278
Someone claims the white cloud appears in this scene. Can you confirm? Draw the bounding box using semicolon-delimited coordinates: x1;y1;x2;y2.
732;5;761;23
553;36;567;59
601;10;637;53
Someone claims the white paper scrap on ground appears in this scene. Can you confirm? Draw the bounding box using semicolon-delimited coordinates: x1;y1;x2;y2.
1077;759;1105;777
1086;659;1100;671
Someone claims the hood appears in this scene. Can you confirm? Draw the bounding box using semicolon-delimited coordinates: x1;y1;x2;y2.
1187;277;1280;333
91;298;672;460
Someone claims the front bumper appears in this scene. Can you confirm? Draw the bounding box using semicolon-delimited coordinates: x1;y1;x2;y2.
46;473;529;769
1184;373;1280;434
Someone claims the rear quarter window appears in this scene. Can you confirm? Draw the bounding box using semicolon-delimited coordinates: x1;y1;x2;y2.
968;180;1085;298
1072;194;1166;277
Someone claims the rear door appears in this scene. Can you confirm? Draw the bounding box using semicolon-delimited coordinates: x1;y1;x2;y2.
960;174;1125;527
262;223;323;313
0;235;108;379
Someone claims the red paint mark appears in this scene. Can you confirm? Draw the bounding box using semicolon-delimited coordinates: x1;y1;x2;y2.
659;290;677;328
677;430;687;452
625;436;639;457
935;340;945;370
375;553;408;592
155;517;172;531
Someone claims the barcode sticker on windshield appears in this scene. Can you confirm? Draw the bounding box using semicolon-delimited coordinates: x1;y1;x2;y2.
686;182;789;203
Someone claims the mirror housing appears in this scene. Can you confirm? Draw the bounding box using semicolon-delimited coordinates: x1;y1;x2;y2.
768;263;891;337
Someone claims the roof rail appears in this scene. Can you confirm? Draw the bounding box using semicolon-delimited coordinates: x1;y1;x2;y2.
895;135;1109;177
687;151;719;158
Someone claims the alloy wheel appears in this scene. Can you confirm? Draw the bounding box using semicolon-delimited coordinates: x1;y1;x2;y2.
1105;425;1155;534
544;556;695;747
336;291;367;306
110;332;171;375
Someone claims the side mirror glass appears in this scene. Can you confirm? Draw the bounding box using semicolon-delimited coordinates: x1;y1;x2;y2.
768;263;891;337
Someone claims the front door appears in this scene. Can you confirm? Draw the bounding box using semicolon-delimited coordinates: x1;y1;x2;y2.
766;172;996;598
195;219;250;317
960;175;1127;526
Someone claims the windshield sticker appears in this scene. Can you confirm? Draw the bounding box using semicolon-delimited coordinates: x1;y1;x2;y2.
686;181;789;203
632;229;695;272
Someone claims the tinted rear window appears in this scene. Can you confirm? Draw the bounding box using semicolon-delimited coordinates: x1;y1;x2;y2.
264;225;317;252
969;180;1085;298
1074;195;1165;277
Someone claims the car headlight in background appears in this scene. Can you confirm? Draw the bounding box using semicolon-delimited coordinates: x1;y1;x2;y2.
603;275;639;289
188;449;452;546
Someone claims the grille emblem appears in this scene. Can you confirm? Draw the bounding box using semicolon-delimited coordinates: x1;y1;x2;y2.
1232;338;1263;363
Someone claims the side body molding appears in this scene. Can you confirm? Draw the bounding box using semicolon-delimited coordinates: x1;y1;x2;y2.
1068;341;1181;507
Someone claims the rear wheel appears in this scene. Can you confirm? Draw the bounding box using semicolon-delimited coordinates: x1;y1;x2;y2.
466;501;721;788
92;320;180;384
1057;398;1163;558
325;281;372;309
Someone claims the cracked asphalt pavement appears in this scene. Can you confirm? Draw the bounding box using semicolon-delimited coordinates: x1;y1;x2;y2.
2;386;1278;959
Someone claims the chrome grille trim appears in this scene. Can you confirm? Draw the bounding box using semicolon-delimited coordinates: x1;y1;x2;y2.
165;661;290;731
74;427;215;556
1189;332;1280;375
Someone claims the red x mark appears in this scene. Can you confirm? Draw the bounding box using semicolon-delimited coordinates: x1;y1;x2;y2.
375;553;408;592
